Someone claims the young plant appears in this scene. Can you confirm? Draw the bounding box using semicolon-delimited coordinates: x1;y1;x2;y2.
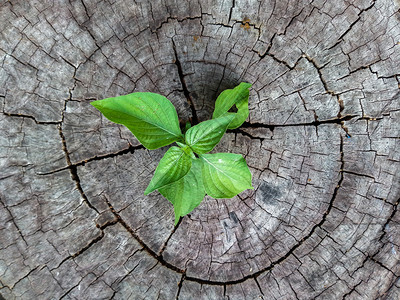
91;82;253;224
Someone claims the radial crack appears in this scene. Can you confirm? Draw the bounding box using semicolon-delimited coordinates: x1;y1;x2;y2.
172;39;199;125
2;112;61;125
238;115;357;130
328;0;377;50
58;125;99;214
0;197;28;246
37;144;145;175
228;0;235;23
175;274;185;300
159;217;183;256
52;229;105;271
103;196;186;275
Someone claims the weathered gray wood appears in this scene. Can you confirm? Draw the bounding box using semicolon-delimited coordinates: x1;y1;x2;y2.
1;0;399;299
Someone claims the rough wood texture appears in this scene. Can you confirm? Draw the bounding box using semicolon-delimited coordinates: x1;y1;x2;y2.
1;0;399;299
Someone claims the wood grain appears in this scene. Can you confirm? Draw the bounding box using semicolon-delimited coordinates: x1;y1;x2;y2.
0;0;399;299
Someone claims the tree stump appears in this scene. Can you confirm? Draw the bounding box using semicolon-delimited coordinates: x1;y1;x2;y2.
1;0;399;299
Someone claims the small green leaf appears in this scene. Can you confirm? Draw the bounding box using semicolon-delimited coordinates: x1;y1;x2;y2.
91;92;183;150
180;144;196;159
185;114;235;154
212;82;251;129
200;153;253;198
176;141;186;148
184;121;191;133
159;159;205;225
145;146;192;195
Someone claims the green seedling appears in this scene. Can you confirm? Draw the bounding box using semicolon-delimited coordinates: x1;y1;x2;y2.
91;82;253;225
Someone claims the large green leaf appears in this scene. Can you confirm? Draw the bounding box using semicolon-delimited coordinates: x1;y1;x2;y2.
185;114;235;154
200;153;253;198
212;82;251;129
91;92;183;149
159;159;205;225
145;146;192;195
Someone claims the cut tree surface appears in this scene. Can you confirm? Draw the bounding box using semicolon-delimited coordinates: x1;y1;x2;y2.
0;0;399;299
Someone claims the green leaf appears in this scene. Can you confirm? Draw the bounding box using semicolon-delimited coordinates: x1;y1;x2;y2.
91;92;183;150
176;142;196;159
159;159;205;225
184;121;191;133
144;146;192;195
200;153;253;198
185;114;235;154
212;82;252;129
